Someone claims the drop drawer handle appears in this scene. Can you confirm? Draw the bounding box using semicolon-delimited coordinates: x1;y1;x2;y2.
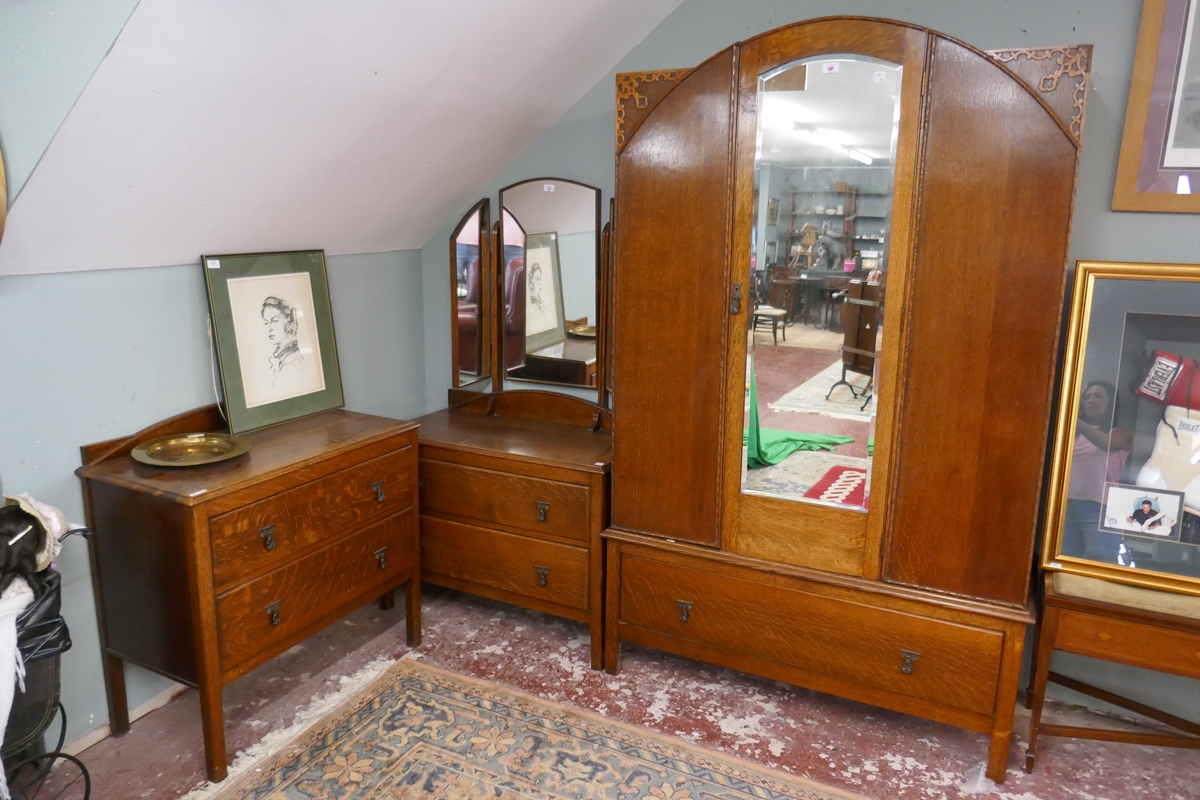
535;566;549;586
266;601;282;627
371;480;386;503
676;600;693;623
899;649;920;674
375;547;388;570
259;524;277;551
535;501;549;522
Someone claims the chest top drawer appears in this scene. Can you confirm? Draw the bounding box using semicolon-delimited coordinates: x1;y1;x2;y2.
419;458;590;541
209;444;415;588
618;554;1005;717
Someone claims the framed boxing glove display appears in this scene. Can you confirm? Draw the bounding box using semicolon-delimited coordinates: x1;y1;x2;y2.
1044;260;1200;596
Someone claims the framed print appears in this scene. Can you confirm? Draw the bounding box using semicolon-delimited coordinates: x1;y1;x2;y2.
1043;260;1200;597
203;250;343;434
766;197;781;226
1112;0;1200;212
523;232;567;351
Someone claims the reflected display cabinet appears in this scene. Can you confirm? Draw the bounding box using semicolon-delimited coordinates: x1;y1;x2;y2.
604;18;1091;782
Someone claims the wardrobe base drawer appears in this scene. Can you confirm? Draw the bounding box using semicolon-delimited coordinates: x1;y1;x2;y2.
216;509;417;672
421;516;588;610
618;552;1003;716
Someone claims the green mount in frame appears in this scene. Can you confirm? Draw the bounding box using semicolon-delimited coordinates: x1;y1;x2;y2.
202;249;344;434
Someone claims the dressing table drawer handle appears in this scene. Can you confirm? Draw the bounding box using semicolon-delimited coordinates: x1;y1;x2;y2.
371;480;386;503
375;547;388;570
535;501;550;522
259;524;277;551
676;600;693;623
899;648;920;674
535;566;549;586
266;601;282;627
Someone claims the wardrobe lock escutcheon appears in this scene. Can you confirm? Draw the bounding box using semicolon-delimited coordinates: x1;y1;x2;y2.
371;480;386;503
535;501;550;523
259;524;277;551
676;600;694;623
535;566;549;587
266;601;282;627
899;649;921;675
730;282;742;314
375;547;388;570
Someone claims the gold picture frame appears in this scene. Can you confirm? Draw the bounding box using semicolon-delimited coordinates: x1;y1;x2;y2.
1112;0;1200;212
1044;260;1200;597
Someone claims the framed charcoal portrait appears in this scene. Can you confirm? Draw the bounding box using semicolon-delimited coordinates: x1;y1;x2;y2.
203;250;343;434
1112;0;1200;212
523;232;567;352
1044;260;1200;597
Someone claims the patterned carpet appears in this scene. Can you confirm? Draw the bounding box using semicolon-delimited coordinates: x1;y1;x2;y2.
768;361;874;421
202;658;864;800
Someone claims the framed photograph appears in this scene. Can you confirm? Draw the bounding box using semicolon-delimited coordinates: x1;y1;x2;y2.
1100;483;1184;541
202;250;343;434
1112;0;1200;212
766;240;778;265
523;232;566;352
1043;260;1200;597
766;198;781;226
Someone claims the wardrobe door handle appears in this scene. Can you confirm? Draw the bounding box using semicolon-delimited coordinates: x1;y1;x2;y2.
266;601;282;627
535;566;549;586
375;547;388;570
371;480;386;503
676;600;693;623
259;524;277;551
899;649;920;675
535;501;549;522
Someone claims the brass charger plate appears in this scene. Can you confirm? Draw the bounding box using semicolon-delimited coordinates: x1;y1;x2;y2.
568;325;597;338
131;433;251;467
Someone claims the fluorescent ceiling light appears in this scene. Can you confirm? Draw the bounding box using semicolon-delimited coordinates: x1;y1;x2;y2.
848;150;873;165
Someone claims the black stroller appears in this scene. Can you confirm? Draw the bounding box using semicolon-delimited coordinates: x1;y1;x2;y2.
2;534;92;799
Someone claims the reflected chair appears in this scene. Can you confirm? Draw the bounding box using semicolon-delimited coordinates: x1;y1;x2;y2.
752;301;788;345
503;257;526;370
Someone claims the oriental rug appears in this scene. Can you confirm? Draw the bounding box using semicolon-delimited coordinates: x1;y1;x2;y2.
769;361;873;421
195;658;865;800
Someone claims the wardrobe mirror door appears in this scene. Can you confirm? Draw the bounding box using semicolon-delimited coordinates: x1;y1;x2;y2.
742;54;901;512
499;178;601;391
450;199;490;388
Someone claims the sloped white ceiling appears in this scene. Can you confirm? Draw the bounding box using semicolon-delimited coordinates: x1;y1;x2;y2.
0;0;681;276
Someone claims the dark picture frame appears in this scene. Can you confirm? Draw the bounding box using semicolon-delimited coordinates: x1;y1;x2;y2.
202;250;343;434
523;231;567;352
1044;260;1200;597
1112;0;1200;212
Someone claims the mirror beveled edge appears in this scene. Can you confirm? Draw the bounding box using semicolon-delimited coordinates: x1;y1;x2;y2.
449;198;491;390
496;177;604;405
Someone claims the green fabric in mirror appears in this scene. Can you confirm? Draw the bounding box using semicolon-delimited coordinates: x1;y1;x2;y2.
744;356;853;468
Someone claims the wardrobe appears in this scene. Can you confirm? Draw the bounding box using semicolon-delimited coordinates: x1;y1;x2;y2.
603;17;1090;782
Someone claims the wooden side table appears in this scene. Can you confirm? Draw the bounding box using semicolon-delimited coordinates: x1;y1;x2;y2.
1024;573;1200;772
78;405;421;782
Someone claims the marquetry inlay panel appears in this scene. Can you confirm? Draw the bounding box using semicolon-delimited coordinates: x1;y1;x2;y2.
988;45;1093;142
615;70;692;150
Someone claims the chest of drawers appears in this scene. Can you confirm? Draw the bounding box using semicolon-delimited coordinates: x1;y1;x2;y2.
78;407;420;782
415;393;611;668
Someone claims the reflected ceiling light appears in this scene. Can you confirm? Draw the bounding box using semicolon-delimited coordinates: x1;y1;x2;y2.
848;150;873;165
794;123;872;164
1179;175;1193;194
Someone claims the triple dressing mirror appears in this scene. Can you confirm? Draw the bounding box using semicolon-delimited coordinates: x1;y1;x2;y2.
741;55;901;512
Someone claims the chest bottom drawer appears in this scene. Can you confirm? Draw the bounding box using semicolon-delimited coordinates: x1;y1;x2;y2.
216;509;416;671
421;517;588;611
618;553;1003;716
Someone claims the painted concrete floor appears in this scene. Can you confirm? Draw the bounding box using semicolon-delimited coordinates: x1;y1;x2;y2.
71;586;1200;799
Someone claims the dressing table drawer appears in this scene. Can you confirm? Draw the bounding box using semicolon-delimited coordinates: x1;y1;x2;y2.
419;458;589;542
216;510;416;671
617;553;1003;716
210;445;415;587
421;517;588;611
